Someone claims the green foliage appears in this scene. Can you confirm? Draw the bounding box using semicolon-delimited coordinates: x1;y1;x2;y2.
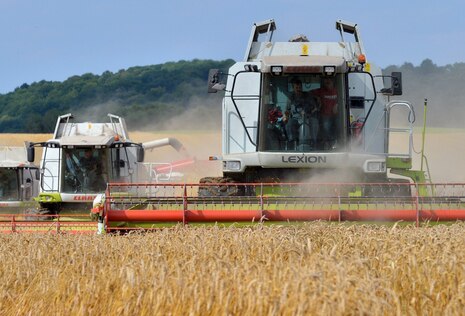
0;59;234;132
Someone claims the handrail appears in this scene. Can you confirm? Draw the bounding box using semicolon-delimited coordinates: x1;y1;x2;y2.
385;100;415;158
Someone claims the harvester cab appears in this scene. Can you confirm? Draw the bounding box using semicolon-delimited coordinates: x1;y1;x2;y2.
0;146;39;212
27;113;190;215
205;19;424;190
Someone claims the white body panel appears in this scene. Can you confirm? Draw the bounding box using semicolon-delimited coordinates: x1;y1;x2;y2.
223;62;261;155
248;42;362;62
41;147;60;192
60;193;98;203
224;151;385;173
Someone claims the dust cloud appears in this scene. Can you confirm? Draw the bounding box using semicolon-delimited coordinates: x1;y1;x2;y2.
129;95;223;182
390;130;465;183
73;100;124;123
388;72;465;183
154;95;222;131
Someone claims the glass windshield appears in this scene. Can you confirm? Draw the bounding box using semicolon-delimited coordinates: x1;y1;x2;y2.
62;148;108;193
260;73;346;152
0;168;19;200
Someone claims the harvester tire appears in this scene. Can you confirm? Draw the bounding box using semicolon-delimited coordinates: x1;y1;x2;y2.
362;179;412;199
24;207;56;221
198;177;244;197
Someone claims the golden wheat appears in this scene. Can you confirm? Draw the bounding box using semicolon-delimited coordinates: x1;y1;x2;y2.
0;223;464;315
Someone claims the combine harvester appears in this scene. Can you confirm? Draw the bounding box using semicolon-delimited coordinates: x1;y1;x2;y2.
27;113;190;214
98;19;465;232
0;146;42;232
0;113;193;233
0;146;39;212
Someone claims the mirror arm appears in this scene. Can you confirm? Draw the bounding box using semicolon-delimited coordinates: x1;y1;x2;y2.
357;72;377;132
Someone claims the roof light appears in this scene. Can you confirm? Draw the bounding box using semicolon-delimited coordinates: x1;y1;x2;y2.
358;54;366;64
271;65;283;76
323;66;336;76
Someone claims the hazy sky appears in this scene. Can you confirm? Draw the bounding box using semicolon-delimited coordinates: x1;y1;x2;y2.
1;0;464;93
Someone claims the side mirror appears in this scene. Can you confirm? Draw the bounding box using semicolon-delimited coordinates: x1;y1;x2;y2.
137;146;145;163
390;72;402;95
207;69;225;93
27;146;35;162
380;72;403;96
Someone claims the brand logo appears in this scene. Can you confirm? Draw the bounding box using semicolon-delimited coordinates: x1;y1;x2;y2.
73;195;97;201
282;155;327;164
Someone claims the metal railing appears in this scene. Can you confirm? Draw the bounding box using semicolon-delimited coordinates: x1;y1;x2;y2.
0;213;95;234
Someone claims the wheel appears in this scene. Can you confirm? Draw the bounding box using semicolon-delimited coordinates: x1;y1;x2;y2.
24;207;56;221
198;177;245;197
362;179;412;200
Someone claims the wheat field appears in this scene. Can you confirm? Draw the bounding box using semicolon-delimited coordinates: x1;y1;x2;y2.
1;223;465;315
1;130;465;314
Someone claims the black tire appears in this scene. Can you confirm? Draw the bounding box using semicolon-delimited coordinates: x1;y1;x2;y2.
198;177;245;197
24;207;56;221
362;179;412;199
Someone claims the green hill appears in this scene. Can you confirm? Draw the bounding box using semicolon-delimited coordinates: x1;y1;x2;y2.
0;59;234;132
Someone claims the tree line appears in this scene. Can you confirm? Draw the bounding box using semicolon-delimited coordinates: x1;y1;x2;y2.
0;59;234;132
0;58;463;132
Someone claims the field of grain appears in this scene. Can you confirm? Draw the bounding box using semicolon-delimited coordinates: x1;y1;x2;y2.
0;223;464;314
1;130;464;314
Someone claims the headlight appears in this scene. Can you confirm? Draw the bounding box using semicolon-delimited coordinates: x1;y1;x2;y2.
223;161;241;171
365;160;386;173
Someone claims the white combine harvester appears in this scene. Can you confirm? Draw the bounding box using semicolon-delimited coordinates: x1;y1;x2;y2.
201;18;427;196
0;146;39;213
27;113;190;216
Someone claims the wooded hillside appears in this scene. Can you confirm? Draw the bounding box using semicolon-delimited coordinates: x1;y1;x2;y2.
0;59;234;132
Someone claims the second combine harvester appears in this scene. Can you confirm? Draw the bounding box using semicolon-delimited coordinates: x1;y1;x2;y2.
27;113;190;216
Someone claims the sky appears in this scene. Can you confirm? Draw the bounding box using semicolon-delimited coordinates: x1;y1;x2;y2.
1;0;464;94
